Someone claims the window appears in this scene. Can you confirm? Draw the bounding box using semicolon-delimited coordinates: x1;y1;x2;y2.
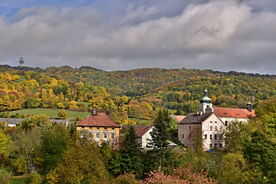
220;134;223;140
111;133;115;139
215;126;217;131
225;121;228;126
104;133;107;139
214;134;217;140
219;144;223;148
96;132;100;138
210;144;213;148
210;134;212;140
205;134;207;139
189;126;191;130
210;121;212;123
215;121;217;123
210;126;213;131
182;134;184;139
214;143;218;148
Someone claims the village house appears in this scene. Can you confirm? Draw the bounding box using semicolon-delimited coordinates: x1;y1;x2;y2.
178;90;256;151
77;111;121;148
135;126;154;149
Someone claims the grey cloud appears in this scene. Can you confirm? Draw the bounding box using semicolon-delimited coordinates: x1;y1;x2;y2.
0;0;276;74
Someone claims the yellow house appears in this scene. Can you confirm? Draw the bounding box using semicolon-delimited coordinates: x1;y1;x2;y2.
76;112;120;148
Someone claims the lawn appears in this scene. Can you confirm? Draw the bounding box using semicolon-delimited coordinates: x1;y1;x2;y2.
10;176;29;184
8;108;90;119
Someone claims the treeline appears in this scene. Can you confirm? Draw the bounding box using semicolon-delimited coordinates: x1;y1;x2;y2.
0;99;275;184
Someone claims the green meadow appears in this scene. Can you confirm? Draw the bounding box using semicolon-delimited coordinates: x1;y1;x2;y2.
8;108;90;119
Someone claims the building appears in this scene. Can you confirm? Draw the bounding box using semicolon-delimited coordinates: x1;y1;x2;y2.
135;126;154;149
170;115;186;123
179;112;225;150
213;106;255;126
178;89;255;151
77;112;121;148
0;118;69;127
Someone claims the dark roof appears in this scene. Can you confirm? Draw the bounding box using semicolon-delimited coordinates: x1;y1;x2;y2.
180;112;213;124
135;126;152;137
213;107;256;119
77;112;120;128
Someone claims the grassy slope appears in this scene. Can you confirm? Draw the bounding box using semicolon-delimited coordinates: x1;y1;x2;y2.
9;108;90;119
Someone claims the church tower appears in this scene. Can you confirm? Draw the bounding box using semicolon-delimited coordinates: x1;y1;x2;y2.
199;89;213;113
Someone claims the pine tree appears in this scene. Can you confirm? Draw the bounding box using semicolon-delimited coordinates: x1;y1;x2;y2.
120;125;144;179
148;110;171;171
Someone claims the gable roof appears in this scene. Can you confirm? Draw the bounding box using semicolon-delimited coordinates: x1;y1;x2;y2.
213;107;256;119
77;112;120;128
180;112;214;124
135;126;153;137
170;115;186;123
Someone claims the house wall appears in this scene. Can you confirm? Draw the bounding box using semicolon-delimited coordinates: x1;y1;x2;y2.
219;117;248;127
77;126;120;148
141;127;153;149
178;123;202;148
202;114;225;151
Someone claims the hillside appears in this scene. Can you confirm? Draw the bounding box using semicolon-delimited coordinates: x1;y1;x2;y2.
1;65;275;116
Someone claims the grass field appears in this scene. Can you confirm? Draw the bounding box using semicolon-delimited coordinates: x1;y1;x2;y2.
9;108;90;119
10;176;29;184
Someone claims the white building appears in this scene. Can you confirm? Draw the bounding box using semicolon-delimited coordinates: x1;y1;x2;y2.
135;126;154;149
178;90;255;151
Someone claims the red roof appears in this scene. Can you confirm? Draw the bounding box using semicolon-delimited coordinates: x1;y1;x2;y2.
77;112;120;128
135;126;152;137
171;115;186;123
213;107;256;119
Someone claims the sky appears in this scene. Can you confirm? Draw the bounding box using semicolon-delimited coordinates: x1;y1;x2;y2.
0;0;276;74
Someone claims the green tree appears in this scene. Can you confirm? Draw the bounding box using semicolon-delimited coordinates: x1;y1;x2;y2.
148;110;171;171
120;126;144;179
58;110;67;119
41;124;71;173
0;168;10;184
244;131;276;183
0;130;10;162
46;137;109;184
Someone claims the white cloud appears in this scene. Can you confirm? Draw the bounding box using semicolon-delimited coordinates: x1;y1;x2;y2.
0;0;276;74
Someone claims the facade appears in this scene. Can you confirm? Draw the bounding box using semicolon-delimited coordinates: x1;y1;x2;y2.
77;112;120;148
135;126;154;149
178;89;255;151
178;112;225;150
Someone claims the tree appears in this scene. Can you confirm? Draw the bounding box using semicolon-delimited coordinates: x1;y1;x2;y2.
217;153;246;184
58;110;67;119
11;127;42;173
148;110;171;171
41;124;71;173
0;130;10;162
0;168;10;184
46;137;109;184
120;126;144;179
243;131;276;184
143;167;217;184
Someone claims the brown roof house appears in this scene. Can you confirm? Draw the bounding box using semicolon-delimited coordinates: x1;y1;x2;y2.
135;126;154;149
178;89;256;151
77;111;121;148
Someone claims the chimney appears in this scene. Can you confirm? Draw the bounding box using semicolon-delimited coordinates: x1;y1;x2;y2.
92;109;97;115
247;102;253;112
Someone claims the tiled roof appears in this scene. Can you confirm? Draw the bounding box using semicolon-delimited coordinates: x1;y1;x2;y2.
170;115;186;123
77;112;120;128
135;126;152;137
180;112;213;124
213;107;256;119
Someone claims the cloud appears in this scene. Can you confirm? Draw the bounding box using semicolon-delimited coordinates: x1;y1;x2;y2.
0;0;275;74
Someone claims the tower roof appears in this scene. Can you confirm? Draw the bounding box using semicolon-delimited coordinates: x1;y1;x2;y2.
200;89;212;103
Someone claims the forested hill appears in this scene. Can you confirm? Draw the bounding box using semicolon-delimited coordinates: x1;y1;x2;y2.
1;65;275;114
44;66;276;96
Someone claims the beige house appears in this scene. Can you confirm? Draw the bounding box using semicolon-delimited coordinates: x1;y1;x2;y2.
77;112;121;148
178;89;255;151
